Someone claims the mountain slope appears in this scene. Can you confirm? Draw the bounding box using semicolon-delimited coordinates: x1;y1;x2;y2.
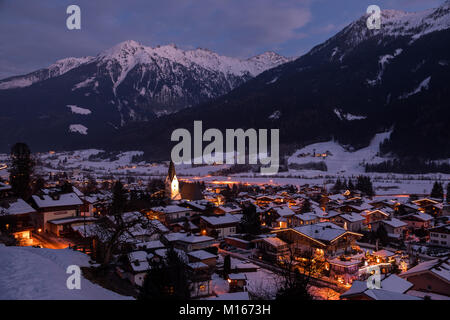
0;42;289;151
109;1;450;161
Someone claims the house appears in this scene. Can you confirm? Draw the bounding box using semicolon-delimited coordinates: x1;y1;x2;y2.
382;218;407;241
31;192;83;236
254;236;290;263
361;209;390;231
199;214;240;239
162;232;215;252
263;206;296;228
0;182;13;199
148;205;193;223
291;212;320;227
429;225;450;248
400;213;433;230
273;222;363;259
334;213;365;232
328;256;362;284
0;198;37;245
187;262;213;298
125;251;152;287
400;257;450;298
187;249;218;268
341;274;418;300
227;273;247;292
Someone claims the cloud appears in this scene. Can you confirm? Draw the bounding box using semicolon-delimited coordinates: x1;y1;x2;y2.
0;0;312;78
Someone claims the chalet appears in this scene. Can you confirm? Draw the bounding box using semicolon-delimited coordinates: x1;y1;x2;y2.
188;261;213;298
334;213;365;232
136;240;166;252
254;236;290;263
291;212;320;227
199;214;240;239
382;218;408;241
273;222;363;259
341;274;418;300
148;205;193;223
162;232;215;252
400;257;450;298
228;273;247;292
0;198;37;245
187;249;218;268
31;192;83;236
125;251;152;287
264;206;296;228
361;209;390;231
429;225;450;248
400;213;433;230
328;256;362;284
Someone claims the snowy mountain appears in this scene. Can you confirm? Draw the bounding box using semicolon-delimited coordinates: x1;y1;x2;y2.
0;41;289;151
0;41;289;120
107;1;450;161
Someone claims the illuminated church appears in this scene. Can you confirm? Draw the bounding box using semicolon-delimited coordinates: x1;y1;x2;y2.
165;161;181;200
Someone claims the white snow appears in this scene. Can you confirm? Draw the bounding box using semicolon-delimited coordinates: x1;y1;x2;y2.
0;246;131;300
72;77;95;91
288;131;391;174
334;108;367;121
0;57;93;90
69;124;88;135
67;105;92;115
400;76;431;99
268;110;281;120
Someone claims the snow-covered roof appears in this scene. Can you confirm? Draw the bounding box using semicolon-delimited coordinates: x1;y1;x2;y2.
290;222;353;244
262;237;287;248
137;240;165;250
383;218;407;228
32;193;83;208
363;289;421;300
272;206;296;217
0;198;36;216
0;182;12;191
164;232;214;244
200;213;240;226
152;205;192;214
373;249;396;258
341;275;414;299
228;273;247;280
187;250;217;260
401;257;450;283
339;212;365;223
295;212;319;221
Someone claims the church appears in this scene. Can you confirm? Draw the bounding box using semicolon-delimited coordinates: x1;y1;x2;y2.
165;161;204;201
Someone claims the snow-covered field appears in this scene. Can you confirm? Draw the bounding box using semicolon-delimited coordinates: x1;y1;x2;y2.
0;245;132;300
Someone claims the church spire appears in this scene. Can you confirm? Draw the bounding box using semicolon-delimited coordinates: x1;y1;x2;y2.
168;160;176;181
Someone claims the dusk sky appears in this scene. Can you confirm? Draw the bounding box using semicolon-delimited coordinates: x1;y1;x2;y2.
0;0;444;79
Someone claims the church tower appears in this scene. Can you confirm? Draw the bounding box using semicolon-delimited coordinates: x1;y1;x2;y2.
165;161;181;200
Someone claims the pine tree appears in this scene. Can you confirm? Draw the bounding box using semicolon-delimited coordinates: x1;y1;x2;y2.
139;246;191;300
240;203;261;235
223;254;231;279
111;180;127;215
300;198;312;213
332;178;343;193
430;181;444;200
9;143;34;200
348;179;355;191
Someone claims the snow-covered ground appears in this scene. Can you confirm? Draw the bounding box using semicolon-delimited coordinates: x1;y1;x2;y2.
0;245;132;300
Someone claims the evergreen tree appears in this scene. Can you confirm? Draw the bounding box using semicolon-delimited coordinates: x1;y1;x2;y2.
240;203;261;235
356;176;374;197
332;178;343;193
300;198;311;213
430;181;444;200
9;143;34;200
223;254;231;279
111;180;127;215
139;246;191;300
348;179;355;191
60;180;73;193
